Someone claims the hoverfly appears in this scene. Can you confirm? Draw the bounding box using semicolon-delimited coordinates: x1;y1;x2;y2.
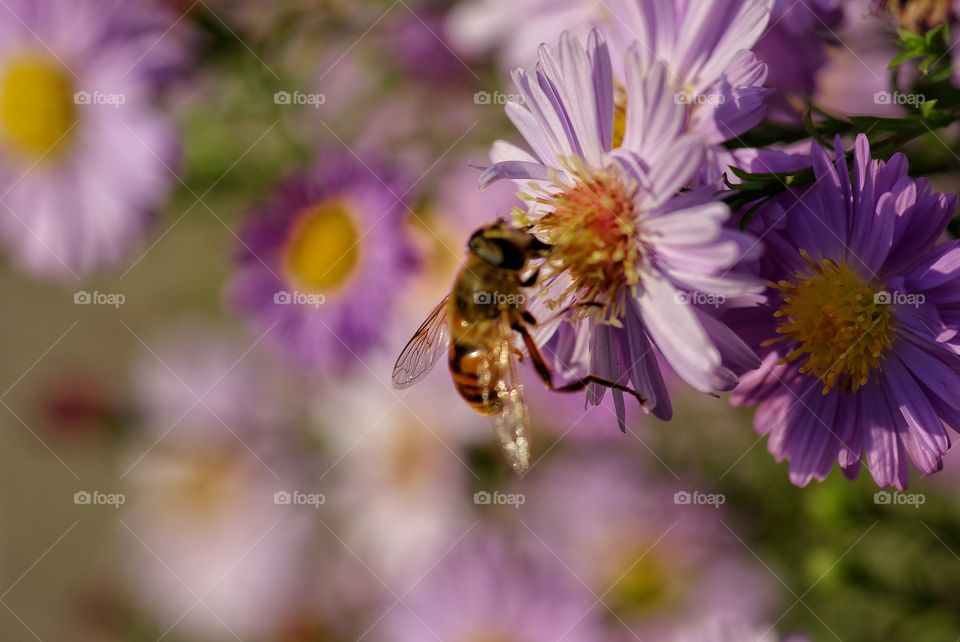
392;221;646;474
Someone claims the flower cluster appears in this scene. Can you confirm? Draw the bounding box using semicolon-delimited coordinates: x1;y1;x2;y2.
477;13;960;488
8;1;960;641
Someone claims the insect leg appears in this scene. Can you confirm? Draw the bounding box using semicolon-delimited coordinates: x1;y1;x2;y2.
513;323;647;411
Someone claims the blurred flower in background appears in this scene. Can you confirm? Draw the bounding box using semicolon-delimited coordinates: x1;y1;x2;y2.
123;328;319;640
228;151;418;372
521;451;776;639
754;0;845;122
0;0;187;278
381;530;610;642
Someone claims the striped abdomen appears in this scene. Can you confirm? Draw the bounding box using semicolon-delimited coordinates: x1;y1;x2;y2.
449;340;502;415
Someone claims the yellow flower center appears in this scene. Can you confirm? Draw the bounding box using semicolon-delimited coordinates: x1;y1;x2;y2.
526;166;643;321
605;550;680;617
766;251;896;394
0;57;76;161
283;199;361;294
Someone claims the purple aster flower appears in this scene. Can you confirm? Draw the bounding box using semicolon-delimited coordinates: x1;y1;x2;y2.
481;30;763;422
450;0;775;181
0;0;186;279
521;451;775;639
125;327;317;640
381;531;608;642
754;0;844;122
228;151;417;371
731;134;960;489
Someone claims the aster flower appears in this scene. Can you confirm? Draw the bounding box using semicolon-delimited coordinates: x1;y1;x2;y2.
228;151;417;371
312;352;480;583
731;134;960;489
520;451;775;639
0;0;186;279
450;0;775;181
124;330;316;640
381;531;608;642
481;30;763;421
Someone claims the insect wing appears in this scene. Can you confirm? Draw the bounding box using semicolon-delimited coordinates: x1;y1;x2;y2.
392;296;450;389
489;318;531;474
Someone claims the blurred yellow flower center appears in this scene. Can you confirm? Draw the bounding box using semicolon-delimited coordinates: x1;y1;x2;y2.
284;200;360;294
605;550;679;616
531;167;642;321
766;251;895;394
0;58;76;160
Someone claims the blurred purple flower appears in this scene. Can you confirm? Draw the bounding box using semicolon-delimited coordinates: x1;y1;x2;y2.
522;451;775;639
312;352;482;583
482;30;762;422
0;0;186;279
754;0;845;122
228;151;417;372
132;324;294;444
731;134;960;489
382;531;609;642
814;0;905;118
125;328;317;640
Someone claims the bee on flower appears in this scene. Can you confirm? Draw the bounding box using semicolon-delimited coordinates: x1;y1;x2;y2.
480;30;763;425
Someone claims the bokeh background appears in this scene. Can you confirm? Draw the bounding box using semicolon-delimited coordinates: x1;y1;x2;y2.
3;1;960;641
